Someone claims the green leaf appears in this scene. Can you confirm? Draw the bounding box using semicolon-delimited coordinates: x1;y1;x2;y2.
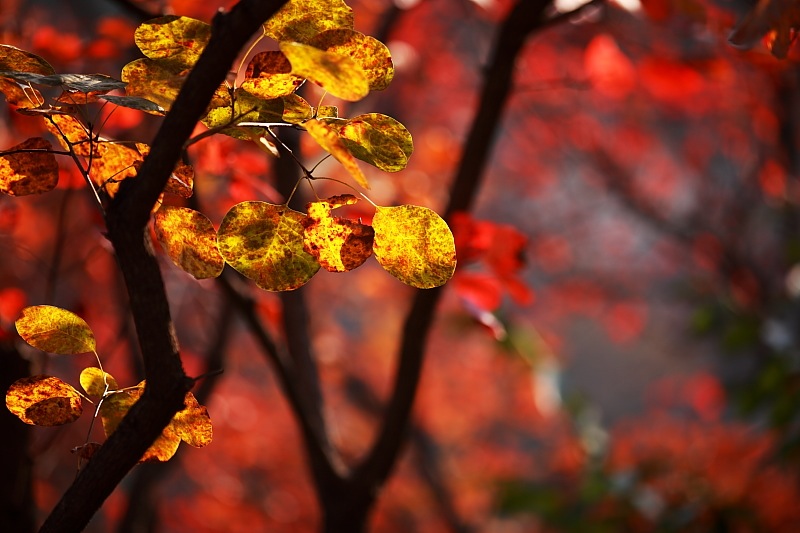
263;0;354;44
309;29;394;91
99;94;165;115
217;201;320;291
154;206;225;280
134;16;211;70
280;41;368;102
121;58;186;112
241;51;305;99
6;375;82;426
79;367;118;397
302;194;374;272
0;137;59;196
0;45;55;75
338;114;412;172
372;205;457;288
304;119;368;189
15;305;96;354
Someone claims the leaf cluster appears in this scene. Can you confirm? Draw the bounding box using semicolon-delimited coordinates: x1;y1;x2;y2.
4;305;211;463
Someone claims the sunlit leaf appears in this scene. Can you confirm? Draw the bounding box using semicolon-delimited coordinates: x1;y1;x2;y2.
15;305;96;354
154;206;224;279
309;29;394;91
217;201;320;291
79;367;118;397
0;44;55;75
171;392;212;447
263;0;354;44
372;205;457;288
280;42;368;102
304;119;368;189
56;90;103;105
241;51;304;99
316;105;338;119
121;58;186;112
0;137;59;196
0;78;41;108
339;114;412;172
5;375;82;426
203;89;312;139
134;16;211;70
302;194;374;272
100;94;165;115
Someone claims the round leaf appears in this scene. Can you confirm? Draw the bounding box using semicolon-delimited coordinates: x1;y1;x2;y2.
134;16;211;69
280;41;368;102
154;206;224;280
372;205;457;288
6;375;82;426
304;119;368;189
122;58;186;112
241;51;304;99
79;367;118;397
339;117;409;173
217;202;320;291
303;195;374;272
309;29;394;91
15;305;96;354
0;137;59;196
263;0;354;44
0;44;55;75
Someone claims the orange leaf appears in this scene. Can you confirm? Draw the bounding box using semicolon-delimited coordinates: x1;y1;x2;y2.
0;137;59;196
6;375;82;426
302;194;374;272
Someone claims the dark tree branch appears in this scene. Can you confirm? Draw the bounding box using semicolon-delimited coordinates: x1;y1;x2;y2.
38;2;288;532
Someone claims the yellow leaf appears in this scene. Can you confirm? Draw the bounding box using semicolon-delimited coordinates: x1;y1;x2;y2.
15;305;96;354
0;137;58;196
280;41;368;102
79;367;118;397
217;201;320;291
263;0;354;44
154;206;224;280
372;205;457;288
5;375;82;426
121;58;186;112
309;29;394;91
171;392;212;448
303;194;374;272
202;89;312;139
134;16;211;70
241;51;305;99
304;119;368;189
338;114;412;172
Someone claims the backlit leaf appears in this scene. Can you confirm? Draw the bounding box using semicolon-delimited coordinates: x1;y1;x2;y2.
339;114;412;172
134;16;211;69
263;0;354;44
121;58;186;112
217;201;320;291
241;51;304;99
154;206;224;279
100;94;165;115
0;44;55;75
79;367;118;397
0;137;59;196
203;89;312;139
372;205;457;288
15;305;96;354
280;42;368;102
171;392;212;447
6;375;82;426
304;119;368;189
302;194;374;272
309;29;394;91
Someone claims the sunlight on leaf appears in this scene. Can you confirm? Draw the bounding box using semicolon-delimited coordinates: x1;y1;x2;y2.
6;375;82;426
0;137;59;196
203;89;312;139
263;0;354;44
15;305;96;354
79;367;118;397
242;51;305;99
122;58;186;112
0;44;55;75
309;29;393;91
171;392;212;448
372;205;457;288
217;201;320;291
339;114;412;172
280;42;368;102
303;194;374;272
0;78;41;108
154;206;224;279
134;16;211;70
304;119;368;189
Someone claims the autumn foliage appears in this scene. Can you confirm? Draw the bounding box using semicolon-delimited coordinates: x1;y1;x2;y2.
3;0;800;532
